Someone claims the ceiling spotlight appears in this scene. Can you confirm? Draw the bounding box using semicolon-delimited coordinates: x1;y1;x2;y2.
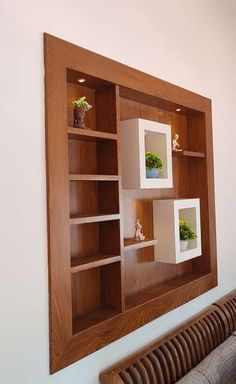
176;108;181;112
78;78;86;83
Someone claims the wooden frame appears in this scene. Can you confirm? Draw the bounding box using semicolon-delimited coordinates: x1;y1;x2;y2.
44;33;217;373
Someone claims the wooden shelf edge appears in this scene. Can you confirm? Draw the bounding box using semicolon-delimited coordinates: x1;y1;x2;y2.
172;150;205;158
70;213;120;225
73;308;120;334
69;174;119;181
125;271;209;310
71;255;121;273
68;127;117;141
124;238;158;251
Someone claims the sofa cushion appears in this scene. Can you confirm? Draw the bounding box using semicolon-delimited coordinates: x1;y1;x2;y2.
177;334;236;383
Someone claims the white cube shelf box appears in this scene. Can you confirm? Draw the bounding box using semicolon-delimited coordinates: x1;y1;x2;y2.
153;198;202;264
120;118;173;189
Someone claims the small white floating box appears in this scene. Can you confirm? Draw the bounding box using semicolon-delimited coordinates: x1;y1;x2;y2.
153;198;202;264
120;118;173;189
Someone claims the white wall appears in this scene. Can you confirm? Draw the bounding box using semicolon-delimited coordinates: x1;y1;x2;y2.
1;0;236;383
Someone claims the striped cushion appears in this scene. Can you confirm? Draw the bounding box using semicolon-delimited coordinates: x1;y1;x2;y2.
177;335;236;383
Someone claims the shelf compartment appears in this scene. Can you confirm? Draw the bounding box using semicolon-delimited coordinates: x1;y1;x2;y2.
68;137;118;175
72;262;122;334
69;174;119;181
172;150;205;158
70;213;120;225
67;70;118;134
153;198;202;264
126;272;207;310
71;255;121;273
120;118;173;189
70;221;121;261
124;238;158;251
68;127;117;141
69;180;119;218
73;308;120;333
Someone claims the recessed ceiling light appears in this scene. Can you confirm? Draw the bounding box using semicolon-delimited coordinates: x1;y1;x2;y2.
78;78;86;83
176;108;181;112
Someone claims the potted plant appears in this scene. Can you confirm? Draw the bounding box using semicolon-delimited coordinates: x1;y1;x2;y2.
72;96;92;129
179;220;196;251
145;151;163;178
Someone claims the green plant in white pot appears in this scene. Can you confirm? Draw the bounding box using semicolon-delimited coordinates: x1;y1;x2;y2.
145;151;163;178
179;220;196;252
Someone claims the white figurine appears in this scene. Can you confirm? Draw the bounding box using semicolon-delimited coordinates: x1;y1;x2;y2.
134;219;145;241
172;133;182;152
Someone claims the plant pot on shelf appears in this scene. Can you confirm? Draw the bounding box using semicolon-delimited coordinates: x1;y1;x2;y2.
180;239;188;252
146;168;159;178
73;107;86;129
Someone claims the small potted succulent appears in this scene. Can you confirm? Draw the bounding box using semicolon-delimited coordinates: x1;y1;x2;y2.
72;96;92;129
179;220;196;251
145;151;163;178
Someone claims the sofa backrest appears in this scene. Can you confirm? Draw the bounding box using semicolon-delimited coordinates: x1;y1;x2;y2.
100;290;236;384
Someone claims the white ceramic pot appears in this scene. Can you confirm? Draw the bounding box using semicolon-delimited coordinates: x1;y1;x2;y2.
180;239;188;252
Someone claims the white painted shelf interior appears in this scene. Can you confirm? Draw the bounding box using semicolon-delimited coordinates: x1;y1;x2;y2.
120;118;173;189
153;198;202;264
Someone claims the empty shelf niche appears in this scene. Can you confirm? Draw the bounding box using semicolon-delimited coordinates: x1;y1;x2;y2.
70;220;121;269
72;261;122;333
153;198;202;263
69;180;119;218
120;118;173;189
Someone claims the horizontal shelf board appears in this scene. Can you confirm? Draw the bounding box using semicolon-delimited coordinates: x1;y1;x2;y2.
69;174;119;181
70;213;120;225
71;255;121;273
73;308;120;333
126;272;207;310
124;238;158;251
68;127;117;141
172;150;205;158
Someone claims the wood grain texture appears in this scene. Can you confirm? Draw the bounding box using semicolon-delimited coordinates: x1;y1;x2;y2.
172;150;205;158
71;255;121;273
124;238;158;251
68;127;117;141
100;292;232;384
45;33;217;373
60;272;216;371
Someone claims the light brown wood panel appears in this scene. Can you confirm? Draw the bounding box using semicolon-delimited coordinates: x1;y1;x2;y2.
72;268;101;317
72;262;123;333
101;262;123;311
68;138;97;174
69;180;119;217
70;223;99;259
99;220;121;255
98;181;120;214
69;181;98;217
125;250;192;297
68;138;118;175
68;127;117;141
97;140;119;175
96;86;118;133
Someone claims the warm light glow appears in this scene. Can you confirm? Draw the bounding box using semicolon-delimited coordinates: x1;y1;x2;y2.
176;108;181;112
78;78;86;83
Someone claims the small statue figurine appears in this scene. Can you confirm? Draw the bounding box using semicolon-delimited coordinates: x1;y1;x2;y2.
172;133;182;152
134;219;145;241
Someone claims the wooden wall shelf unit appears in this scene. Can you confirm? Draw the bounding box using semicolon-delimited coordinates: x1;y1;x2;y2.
44;33;217;373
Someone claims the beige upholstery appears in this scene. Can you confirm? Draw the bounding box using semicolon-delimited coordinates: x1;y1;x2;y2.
177;335;236;383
